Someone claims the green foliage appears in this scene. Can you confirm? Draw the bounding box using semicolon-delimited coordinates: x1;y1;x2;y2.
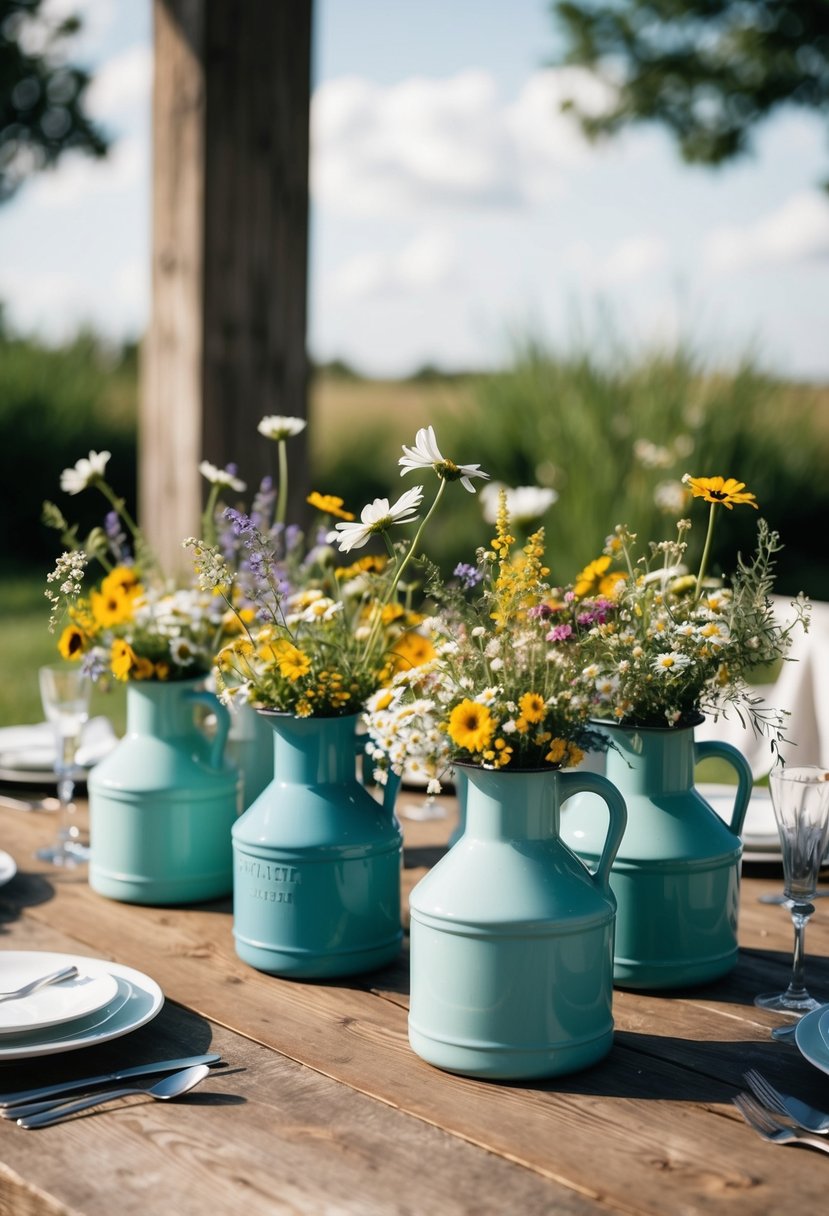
434;336;829;597
0;328;138;572
552;1;829;177
0;0;108;203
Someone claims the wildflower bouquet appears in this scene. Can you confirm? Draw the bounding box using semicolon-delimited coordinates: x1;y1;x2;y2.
364;492;609;791
186;425;489;718
44;450;225;683
560;475;809;743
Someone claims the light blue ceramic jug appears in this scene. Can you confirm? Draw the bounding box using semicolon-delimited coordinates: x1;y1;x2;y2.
232;712;403;978
560;721;752;989
227;700;274;808
408;764;627;1080
88;679;241;905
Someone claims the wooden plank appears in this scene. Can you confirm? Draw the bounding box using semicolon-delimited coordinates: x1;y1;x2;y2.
2;804;827;1215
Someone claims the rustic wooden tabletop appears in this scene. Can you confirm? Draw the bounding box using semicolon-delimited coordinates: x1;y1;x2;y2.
0;789;827;1216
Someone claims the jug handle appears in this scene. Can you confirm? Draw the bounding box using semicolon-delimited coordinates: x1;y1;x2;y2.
185;689;230;769
559;771;627;892
694;740;752;836
354;735;401;816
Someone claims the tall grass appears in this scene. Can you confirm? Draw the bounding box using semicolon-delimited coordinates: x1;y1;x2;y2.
433;338;829;596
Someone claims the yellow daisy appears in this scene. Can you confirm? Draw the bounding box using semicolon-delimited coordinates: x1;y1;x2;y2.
306;491;355;520
683;475;758;510
58;624;86;660
574;555;612;598
447;700;496;753
518;691;546;724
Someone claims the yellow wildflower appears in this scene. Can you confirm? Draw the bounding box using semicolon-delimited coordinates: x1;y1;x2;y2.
111;639;138;681
91;584;137;629
306;491;355;520
574;555;611;598
683;475;758;510
518;692;545;724
545;738;568;766
447;700;496;753
58;624;86;661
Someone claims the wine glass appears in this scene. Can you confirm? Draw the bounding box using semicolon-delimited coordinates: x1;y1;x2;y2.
755;764;829;1028
36;664;92;866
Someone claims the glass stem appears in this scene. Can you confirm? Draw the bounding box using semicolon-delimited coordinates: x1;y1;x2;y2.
56;733;79;846
785;902;814;1000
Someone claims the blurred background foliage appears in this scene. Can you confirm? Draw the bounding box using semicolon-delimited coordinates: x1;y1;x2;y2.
1;317;827;726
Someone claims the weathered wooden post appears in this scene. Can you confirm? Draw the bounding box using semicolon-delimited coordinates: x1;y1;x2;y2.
141;0;312;572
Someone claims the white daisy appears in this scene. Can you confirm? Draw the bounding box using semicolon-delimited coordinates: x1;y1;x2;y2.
399;425;489;493
332;486;424;552
652;652;692;674
170;636;199;666
257;415;307;441
198;460;247;492
480;482;557;525
60;450;111;495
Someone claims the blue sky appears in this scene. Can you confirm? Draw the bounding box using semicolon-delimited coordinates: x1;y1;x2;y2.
2;0;828;380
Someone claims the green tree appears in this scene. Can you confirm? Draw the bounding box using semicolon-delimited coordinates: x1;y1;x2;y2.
0;0;108;203
552;1;829;172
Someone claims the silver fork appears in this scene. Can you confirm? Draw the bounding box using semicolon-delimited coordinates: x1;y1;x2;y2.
744;1069;829;1134
0;965;78;1003
733;1092;829;1154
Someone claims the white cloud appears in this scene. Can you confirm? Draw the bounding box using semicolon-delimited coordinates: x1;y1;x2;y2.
603;235;668;284
311;67;615;216
704;191;829;273
87;45;153;120
26;133;147;207
561;234;668;285
330;230;459;302
0;268;89;341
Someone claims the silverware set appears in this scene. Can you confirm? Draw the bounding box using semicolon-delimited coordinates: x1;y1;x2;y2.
0;1052;223;1129
733;1069;829;1153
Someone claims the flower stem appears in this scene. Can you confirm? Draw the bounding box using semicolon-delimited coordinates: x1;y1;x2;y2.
694;502;718;604
276;439;289;526
361;478;447;661
202;484;221;548
96;479;140;540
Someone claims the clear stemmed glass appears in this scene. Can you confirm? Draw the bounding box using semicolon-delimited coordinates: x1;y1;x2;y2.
36;664;92;866
755;764;829;1028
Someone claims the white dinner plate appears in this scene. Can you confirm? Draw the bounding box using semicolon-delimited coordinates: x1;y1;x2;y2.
0;719;117;784
0;852;16;888
0;957;119;1036
794;1003;829;1078
702;784;780;854
0;953;163;1062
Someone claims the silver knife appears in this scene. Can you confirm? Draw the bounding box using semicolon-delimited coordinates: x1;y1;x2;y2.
0;1053;223;1109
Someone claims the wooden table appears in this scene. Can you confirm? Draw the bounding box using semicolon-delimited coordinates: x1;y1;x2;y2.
0;790;828;1216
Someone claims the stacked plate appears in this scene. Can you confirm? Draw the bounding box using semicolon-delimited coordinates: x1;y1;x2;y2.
0;718;117;786
0;852;16;888
795;1005;829;1078
702;783;782;862
0;952;163;1062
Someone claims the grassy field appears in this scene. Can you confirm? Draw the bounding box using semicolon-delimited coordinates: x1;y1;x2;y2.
0;577;126;732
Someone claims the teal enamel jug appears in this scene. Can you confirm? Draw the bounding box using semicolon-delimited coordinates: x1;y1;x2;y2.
227;699;274;808
408;764;627;1080
88;679;241;905
560;721;752;990
232;713;403;978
